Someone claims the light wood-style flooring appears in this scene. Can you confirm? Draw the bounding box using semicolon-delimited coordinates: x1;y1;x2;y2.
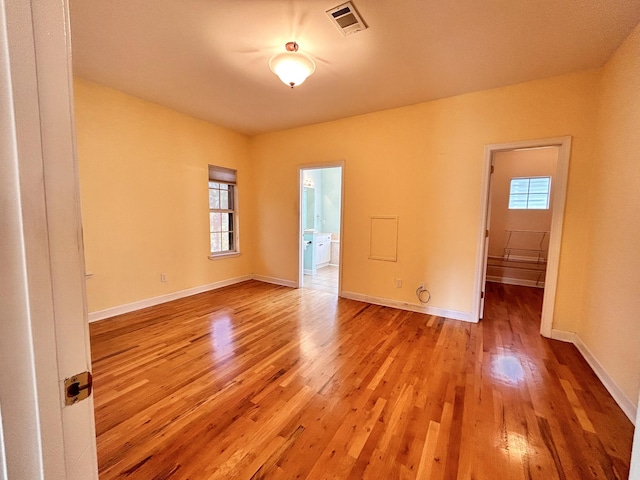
303;265;339;295
89;281;634;479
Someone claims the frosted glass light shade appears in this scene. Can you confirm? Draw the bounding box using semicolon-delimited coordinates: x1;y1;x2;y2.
269;51;316;87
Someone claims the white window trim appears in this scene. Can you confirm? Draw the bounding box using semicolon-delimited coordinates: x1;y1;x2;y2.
208;166;240;257
208;251;241;261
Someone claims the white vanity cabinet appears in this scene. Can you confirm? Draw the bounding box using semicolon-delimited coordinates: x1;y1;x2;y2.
315;234;332;267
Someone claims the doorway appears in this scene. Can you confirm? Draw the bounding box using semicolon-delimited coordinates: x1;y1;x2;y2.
485;146;559;329
475;137;571;337
299;165;344;295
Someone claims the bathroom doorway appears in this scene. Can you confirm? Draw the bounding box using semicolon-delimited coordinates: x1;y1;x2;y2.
298;165;343;295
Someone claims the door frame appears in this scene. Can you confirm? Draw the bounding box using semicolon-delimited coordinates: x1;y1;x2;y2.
473;136;572;337
1;0;98;478
297;162;345;295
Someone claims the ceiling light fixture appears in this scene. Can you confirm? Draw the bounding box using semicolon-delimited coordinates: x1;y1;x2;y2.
269;42;316;88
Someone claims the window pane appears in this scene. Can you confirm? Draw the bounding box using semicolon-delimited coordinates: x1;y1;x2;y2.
219;183;228;191
221;232;230;251
510;179;530;194
528;194;549;209
529;177;550;194
210;212;221;232
509;177;550;210
210;233;221;252
220;190;229;209
509;194;528;209
209;188;220;209
221;213;230;231
228;230;234;250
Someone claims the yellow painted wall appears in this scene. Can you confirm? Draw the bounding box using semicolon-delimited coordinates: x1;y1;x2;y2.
250;70;600;325
74;79;252;313
579;23;640;406
74;24;640;408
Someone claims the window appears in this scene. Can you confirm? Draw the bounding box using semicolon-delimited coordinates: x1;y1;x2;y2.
209;165;237;256
508;176;551;210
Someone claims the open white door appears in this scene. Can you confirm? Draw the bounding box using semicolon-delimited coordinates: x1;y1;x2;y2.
0;0;98;478
478;169;493;319
474;137;571;338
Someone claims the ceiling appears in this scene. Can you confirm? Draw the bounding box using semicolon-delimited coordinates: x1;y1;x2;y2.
70;1;640;136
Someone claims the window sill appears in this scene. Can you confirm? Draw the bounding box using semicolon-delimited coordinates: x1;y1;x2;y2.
208;252;241;261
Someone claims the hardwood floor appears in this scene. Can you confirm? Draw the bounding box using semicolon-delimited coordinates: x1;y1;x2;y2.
303;265;339;295
89;281;634;479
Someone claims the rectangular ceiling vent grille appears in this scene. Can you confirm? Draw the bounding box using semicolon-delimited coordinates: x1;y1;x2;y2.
326;2;367;36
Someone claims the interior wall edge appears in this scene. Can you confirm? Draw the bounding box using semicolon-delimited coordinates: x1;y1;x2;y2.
551;328;637;424
574;20;640;414
573;333;638;424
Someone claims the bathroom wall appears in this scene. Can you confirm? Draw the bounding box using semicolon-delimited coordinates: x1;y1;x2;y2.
321;167;342;236
303;169;323;230
303;167;342;235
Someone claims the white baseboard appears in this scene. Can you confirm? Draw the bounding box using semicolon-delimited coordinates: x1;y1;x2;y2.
573;333;637;425
88;275;252;322
550;329;636;425
251;274;297;289
550;329;576;343
340;291;475;323
487;276;545;288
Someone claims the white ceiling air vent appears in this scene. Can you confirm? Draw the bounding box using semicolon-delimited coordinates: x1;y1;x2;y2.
326;2;367;36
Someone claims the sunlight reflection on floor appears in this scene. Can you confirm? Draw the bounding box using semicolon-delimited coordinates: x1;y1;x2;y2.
491;354;525;385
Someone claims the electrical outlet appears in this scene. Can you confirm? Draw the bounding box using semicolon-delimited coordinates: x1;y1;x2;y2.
395;278;402;288
161;273;167;282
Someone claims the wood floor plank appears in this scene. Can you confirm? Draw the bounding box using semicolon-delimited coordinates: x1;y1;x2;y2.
90;280;635;479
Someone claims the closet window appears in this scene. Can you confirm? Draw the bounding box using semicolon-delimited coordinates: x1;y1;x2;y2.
508;177;551;210
209;165;238;257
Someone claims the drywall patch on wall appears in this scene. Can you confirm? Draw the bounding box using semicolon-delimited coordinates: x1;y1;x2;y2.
369;216;398;261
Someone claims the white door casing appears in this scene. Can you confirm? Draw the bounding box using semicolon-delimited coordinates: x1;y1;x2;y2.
0;0;98;478
474;136;571;337
298;162;345;294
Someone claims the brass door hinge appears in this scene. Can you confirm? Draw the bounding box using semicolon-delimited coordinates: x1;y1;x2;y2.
64;371;93;406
